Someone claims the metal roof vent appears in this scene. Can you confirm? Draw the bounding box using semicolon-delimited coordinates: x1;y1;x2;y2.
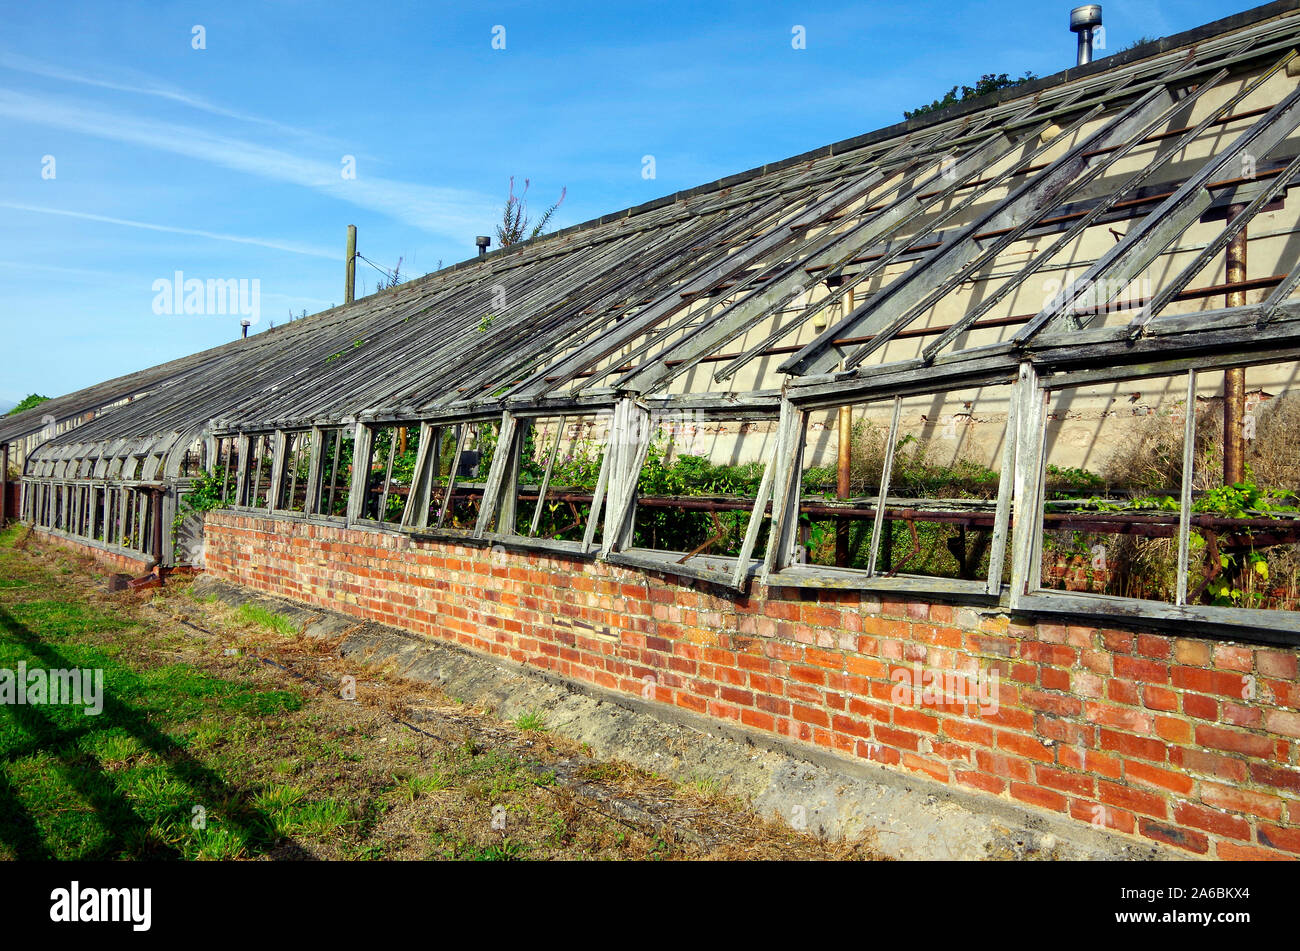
1070;5;1103;66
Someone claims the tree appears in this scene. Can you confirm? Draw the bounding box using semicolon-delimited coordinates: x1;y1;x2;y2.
905;71;1037;120
496;177;566;248
1120;36;1159;52
7;393;50;416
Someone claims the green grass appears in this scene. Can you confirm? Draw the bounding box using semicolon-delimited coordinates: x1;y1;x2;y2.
513;709;547;733
0;529;312;859
0;524;868;862
236;603;298;637
0;530;648;861
393;771;451;802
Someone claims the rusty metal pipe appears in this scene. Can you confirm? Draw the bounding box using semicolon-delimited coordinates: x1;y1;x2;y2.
835;287;855;566
1224;202;1248;486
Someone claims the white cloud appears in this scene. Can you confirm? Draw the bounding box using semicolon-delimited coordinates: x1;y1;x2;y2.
0;202;338;258
0;88;497;240
0;258;115;278
0;50;330;145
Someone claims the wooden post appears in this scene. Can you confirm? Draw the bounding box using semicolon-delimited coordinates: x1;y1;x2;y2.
151;488;165;581
345;225;357;305
0;442;8;524
1224;203;1247;486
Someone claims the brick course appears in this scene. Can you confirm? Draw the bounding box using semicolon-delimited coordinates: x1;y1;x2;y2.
199;511;1300;859
32;527;153;575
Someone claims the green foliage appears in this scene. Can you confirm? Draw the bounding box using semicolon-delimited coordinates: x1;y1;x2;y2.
236;603;298;637
1046;464;1105;492
1120;36;1159;52
632;443;766;554
7;393;50;416
496;177;566;248
474;837;528;861
1204;548;1270;608
1193;480;1299;518
1191;479;1298;608
173;466;232;542
325;338;367;365
905;71;1037;120
513;710;547;732
638;444;764;497
543;438;605;489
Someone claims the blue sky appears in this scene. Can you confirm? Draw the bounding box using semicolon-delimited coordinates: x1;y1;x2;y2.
0;0;1256;408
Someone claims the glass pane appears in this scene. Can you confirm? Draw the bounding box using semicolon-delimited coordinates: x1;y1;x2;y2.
1185;360;1300;611
314;429;354;517
360;425;419;523
1039;375;1189;602
510;414;606;542
629;415;770;559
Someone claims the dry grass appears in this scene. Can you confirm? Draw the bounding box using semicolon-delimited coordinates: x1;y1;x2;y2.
2;532;884;862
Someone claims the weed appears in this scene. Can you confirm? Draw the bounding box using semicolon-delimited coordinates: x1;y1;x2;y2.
513;709;547;733
236;603;297;637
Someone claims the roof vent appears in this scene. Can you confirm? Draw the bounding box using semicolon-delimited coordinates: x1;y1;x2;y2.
1070;5;1102;66
475;235;491;257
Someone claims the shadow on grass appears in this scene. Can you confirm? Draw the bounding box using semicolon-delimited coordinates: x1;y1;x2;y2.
0;605;315;860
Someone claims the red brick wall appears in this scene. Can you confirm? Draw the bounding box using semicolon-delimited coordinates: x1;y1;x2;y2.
33;528;153;575
205;511;1300;859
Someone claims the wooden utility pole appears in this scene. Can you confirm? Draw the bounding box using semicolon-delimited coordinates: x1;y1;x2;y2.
1224;203;1247;486
345;225;357;305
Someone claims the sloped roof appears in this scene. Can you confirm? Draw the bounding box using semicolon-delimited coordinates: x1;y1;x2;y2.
17;0;1300;471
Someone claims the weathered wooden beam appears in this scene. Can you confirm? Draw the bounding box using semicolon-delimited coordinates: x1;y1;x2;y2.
761;398;807;581
865;396;903;577
345;423;372;523
1017;79;1300;343
1008;362;1045;611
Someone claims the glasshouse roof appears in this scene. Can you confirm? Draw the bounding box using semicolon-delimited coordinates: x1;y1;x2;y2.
10;0;1300;472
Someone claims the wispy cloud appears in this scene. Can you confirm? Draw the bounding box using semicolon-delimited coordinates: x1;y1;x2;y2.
0;201;338;258
0;259;115;278
0;50;331;143
0;89;497;240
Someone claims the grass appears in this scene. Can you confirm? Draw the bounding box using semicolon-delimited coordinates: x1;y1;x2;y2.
513;709;547;733
0;524;879;861
236;602;298;637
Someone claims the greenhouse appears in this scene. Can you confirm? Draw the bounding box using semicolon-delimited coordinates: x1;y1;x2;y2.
6;1;1300;643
